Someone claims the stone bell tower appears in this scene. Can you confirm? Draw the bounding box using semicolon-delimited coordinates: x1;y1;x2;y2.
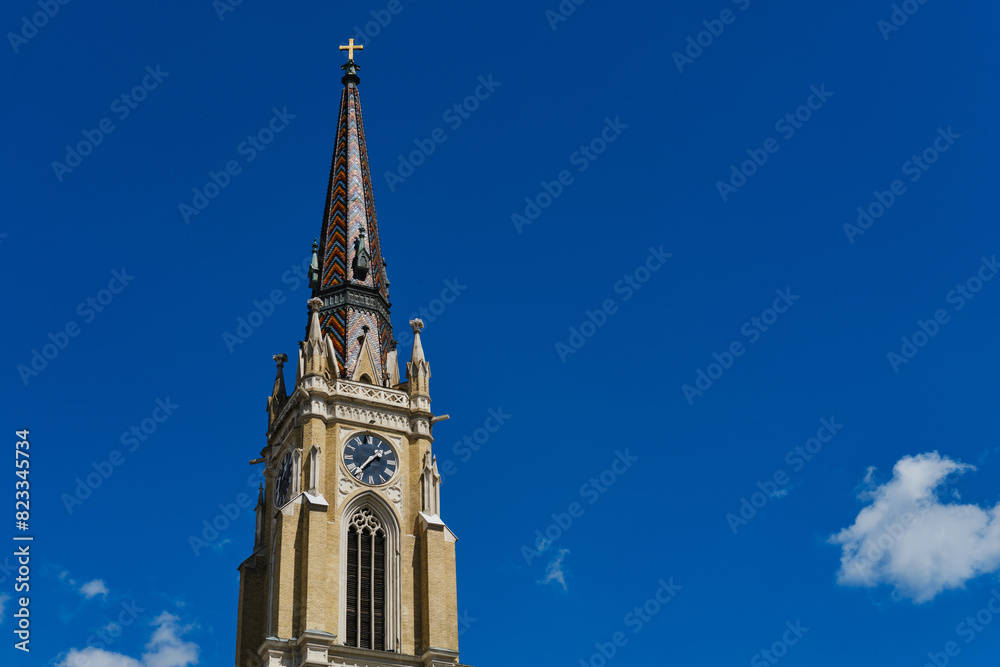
234;41;472;667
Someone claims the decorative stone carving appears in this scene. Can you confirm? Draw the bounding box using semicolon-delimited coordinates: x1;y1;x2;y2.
349;506;383;534
334;404;408;431
385;484;402;506
410;418;431;437
335;379;409;407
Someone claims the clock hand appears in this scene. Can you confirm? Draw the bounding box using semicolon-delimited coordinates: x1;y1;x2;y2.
358;454;376;470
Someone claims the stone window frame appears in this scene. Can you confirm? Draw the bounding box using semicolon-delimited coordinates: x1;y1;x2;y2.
338;492;401;652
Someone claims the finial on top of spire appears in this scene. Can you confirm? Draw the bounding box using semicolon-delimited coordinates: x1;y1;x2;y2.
267;353;288;424
307;297;324;343
340;37;364;84
409;318;426;364
339;37;363;61
406;318;430;402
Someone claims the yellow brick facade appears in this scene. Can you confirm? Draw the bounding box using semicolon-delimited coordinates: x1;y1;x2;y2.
236;48;471;667
235;337;467;667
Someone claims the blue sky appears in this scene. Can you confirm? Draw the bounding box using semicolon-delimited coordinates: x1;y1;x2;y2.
3;0;1000;665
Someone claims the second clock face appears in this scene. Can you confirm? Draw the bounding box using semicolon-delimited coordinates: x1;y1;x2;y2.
275;452;293;507
343;434;398;486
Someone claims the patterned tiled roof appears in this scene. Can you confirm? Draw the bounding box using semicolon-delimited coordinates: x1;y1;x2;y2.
314;65;393;383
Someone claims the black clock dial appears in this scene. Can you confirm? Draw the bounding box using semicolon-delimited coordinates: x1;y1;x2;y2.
343;434;398;486
274;452;293;507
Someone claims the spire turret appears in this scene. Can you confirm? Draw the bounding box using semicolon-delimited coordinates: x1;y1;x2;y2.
301;297;337;380
253;483;264;548
406;319;430;408
267;353;288;426
308;239;319;290
312;44;394;385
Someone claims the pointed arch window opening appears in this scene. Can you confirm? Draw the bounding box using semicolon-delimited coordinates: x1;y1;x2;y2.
308;445;320;493
291;450;302;497
254;500;263;547
346;508;386;651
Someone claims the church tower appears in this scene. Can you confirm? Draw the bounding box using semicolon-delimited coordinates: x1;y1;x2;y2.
235;42;471;667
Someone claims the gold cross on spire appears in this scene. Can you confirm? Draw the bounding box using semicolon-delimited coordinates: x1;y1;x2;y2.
339;38;363;61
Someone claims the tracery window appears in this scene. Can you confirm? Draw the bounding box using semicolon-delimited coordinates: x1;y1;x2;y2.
346;507;386;650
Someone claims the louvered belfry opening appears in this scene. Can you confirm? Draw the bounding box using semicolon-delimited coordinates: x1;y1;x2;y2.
346;508;386;651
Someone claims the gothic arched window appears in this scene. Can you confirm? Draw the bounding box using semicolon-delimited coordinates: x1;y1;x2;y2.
346;508;386;650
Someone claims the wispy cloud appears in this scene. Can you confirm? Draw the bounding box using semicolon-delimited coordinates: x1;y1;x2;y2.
830;452;1000;602
57;611;198;667
540;549;570;591
80;579;110;599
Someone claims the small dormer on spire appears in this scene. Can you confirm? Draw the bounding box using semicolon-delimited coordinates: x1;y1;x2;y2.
353;228;370;281
350;328;381;385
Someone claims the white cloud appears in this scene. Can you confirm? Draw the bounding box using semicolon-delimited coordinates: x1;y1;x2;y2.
540;549;570;591
142;612;199;667
80;580;110;599
830;452;1000;603
211;538;232;552
58;649;142;667
57;611;198;667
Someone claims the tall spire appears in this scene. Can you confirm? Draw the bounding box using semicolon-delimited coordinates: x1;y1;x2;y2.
313;44;394;385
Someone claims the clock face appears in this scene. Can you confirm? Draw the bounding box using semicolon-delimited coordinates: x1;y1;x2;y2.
274;452;293;507
343;434;398;486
